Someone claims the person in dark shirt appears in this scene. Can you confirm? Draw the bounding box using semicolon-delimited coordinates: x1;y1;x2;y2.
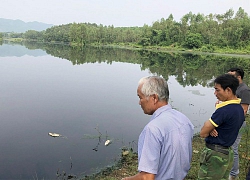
228;68;250;180
198;74;245;179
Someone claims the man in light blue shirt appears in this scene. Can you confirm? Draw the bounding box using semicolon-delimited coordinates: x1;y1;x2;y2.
122;76;194;180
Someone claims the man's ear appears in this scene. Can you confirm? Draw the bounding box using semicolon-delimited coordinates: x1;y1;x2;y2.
226;87;232;94
237;76;241;80
152;94;158;103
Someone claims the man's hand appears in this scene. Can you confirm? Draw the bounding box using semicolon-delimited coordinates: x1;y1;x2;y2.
209;129;218;137
241;103;249;116
215;100;220;107
121;172;155;180
200;120;216;138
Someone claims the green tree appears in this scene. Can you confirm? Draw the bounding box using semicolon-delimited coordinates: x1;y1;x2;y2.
0;32;3;40
184;33;203;48
69;23;79;44
78;23;87;46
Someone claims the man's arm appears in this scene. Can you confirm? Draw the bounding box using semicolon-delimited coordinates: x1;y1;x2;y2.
241;103;249;116
200;120;216;138
122;171;155;180
240;87;250;115
209;104;248;137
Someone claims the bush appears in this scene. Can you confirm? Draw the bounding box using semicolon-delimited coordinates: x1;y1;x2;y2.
184;33;203;49
200;44;215;52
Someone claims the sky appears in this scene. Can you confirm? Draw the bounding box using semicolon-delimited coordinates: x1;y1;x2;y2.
1;0;250;27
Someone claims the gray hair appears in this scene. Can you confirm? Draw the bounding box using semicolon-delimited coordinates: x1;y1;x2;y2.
138;76;169;102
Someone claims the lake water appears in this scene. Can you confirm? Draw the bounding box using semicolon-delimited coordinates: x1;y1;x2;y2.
0;43;249;179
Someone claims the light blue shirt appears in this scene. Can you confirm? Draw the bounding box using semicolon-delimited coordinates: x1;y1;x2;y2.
138;104;194;180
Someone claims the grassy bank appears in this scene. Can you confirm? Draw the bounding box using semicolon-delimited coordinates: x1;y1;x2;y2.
4;39;250;56
94;43;250;56
80;115;250;180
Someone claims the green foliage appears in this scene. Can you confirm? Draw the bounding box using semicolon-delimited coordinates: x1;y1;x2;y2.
184;33;203;49
200;44;215;52
138;37;150;46
11;7;249;52
239;116;250;177
24;30;44;41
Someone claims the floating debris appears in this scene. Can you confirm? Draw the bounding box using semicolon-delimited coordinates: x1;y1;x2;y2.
48;132;61;137
104;139;111;146
122;150;130;156
242;153;250;160
48;133;68;139
193;150;199;154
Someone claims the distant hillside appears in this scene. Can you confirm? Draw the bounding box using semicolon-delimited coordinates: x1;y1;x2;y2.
0;18;53;33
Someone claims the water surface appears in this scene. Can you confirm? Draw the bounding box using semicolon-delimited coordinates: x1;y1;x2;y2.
1;43;247;179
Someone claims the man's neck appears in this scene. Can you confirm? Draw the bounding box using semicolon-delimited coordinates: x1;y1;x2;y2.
156;101;168;109
226;95;238;101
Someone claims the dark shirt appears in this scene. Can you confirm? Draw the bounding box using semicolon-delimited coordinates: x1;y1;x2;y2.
205;99;244;147
236;82;250;105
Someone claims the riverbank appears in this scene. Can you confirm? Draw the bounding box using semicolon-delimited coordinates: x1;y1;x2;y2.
92;43;250;57
4;39;250;57
81;116;250;180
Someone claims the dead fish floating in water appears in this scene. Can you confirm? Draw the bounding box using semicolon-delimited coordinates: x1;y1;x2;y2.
48;132;68;139
104;139;112;146
48;132;61;137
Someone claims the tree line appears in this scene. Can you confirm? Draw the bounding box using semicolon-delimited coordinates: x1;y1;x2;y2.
11;40;249;87
0;32;3;41
3;7;250;52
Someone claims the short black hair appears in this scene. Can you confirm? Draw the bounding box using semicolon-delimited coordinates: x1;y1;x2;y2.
214;74;239;95
228;67;244;79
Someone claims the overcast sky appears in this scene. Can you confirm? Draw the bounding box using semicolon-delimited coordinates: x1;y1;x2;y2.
1;0;249;27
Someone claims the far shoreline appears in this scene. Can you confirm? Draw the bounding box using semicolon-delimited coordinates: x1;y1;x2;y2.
3;38;250;58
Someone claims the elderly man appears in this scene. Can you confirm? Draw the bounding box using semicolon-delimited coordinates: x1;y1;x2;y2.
122;76;194;180
198;74;245;179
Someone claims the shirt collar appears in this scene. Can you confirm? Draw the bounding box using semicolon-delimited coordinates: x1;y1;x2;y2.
150;104;172;121
238;83;244;88
215;98;241;109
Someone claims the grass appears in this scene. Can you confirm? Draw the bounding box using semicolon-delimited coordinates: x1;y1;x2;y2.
66;116;250;180
78;136;205;180
94;43;250;56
